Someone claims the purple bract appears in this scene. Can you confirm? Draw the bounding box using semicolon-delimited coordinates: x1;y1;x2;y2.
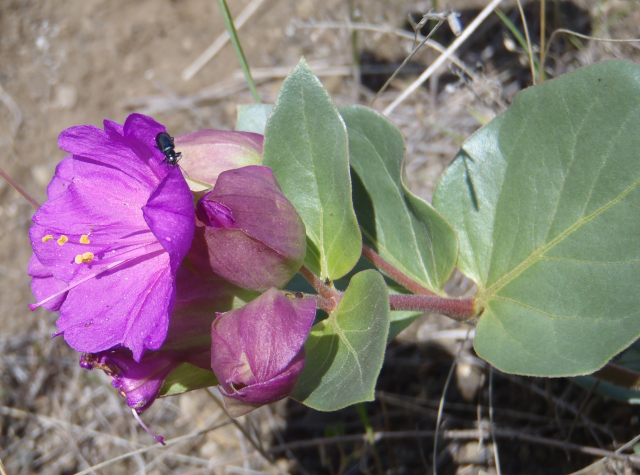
210;288;316;417
189;166;306;292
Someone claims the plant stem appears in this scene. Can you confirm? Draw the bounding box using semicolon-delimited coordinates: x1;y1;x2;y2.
299;256;477;321
591;363;640;392
0;166;39;210
389;294;476;321
216;0;261;103
361;244;435;296
539;0;546;83
298;266;336;300
304;293;338;313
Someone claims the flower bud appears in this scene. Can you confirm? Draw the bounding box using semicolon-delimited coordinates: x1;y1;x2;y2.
188;166;306;292
175;130;263;189
211;288;316;417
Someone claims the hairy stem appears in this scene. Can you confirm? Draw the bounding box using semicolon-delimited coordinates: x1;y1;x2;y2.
389;294;476;321
298;266;336;300
361;244;435;296
216;0;261;103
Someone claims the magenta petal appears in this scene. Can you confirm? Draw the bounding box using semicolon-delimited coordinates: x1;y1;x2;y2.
28;254;68;311
103;119;124;137
123;113;166;156
47;156;75;199
57;252;173;360
142;167;195;272
58;126;158;188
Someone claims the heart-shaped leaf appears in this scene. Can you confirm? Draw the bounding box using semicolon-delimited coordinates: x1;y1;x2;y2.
262;58;361;281
434;60;640;376
292;269;390;410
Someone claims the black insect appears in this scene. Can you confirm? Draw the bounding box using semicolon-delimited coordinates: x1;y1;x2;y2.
155;132;181;166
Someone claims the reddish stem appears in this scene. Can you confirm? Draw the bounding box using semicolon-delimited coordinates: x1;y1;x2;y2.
389;294;476;321
298;265;336;300
0;166;39;210
304;293;338;313
362;244;435;296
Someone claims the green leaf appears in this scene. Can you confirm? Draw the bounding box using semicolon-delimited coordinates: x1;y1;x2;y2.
236;104;273;134
159;363;218;397
434;61;640;376
262;58;361;280
388;310;422;342
292;269;390;410
340;105;457;294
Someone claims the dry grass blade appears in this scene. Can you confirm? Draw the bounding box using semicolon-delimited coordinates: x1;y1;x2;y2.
433;329;472;474
181;0;268;81
296;21;476;80
489;367;501;475
370;15;446;106
515;0;536;85
568;432;640;475
259;429;640;463
205;390;288;475
384;0;504;115
71;420;234;475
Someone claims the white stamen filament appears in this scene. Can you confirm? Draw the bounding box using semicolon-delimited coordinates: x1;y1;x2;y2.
131;408;165;445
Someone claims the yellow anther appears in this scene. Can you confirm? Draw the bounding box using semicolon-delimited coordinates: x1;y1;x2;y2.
80;235;90;244
42;235;54;242
57;235;69;246
74;252;94;264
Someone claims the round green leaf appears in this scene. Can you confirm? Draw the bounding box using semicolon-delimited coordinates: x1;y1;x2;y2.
434;61;640;376
340;105;457;294
262;58;361;280
292;269;390;410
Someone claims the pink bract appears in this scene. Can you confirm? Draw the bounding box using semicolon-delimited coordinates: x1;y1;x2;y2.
211;288;316;417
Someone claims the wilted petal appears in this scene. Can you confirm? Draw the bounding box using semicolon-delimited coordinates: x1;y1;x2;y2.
81;349;180;412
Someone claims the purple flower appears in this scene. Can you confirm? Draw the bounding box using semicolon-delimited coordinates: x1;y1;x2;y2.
81;349;181;414
79;266;256;413
210;288;316;417
188;166;307;292
175;129;263;188
29;114;195;361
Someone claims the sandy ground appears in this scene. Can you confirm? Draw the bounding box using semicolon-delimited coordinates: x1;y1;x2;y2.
2;0;640;473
